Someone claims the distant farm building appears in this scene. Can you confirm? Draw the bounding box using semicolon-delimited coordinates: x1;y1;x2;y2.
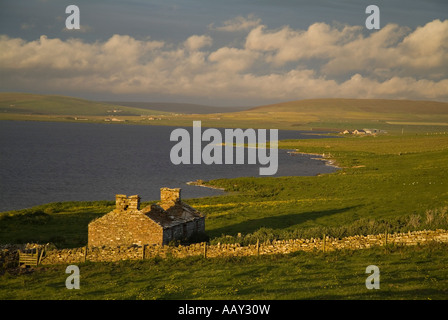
363;128;387;135
88;188;205;247
341;129;387;135
104;117;124;122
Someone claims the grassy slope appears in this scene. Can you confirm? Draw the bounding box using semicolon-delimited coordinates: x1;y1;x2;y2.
157;98;448;133
0;93;168;116
1;244;448;300
250;98;448;115
1;94;448;133
195;134;448;239
237;98;448;132
106;101;251;114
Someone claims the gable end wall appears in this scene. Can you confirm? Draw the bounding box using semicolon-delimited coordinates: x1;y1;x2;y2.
88;211;164;247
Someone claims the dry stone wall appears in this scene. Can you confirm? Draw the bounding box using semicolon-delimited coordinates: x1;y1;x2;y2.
36;229;448;265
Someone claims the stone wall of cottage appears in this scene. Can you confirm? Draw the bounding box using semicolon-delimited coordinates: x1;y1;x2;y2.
88;210;164;247
163;219;205;244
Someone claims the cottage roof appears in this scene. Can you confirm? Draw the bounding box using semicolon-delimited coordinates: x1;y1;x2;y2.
141;202;203;228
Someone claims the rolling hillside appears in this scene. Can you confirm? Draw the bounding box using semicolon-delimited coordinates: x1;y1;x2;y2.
105;101;251;114
230;98;448;132
1;93;448;133
248;98;448;115
0;93;168;116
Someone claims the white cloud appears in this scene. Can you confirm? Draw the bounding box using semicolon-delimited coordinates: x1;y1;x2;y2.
1;18;447;104
245;23;362;65
184;35;212;51
397;19;448;72
208;47;259;72
245;19;448;82
211;14;261;32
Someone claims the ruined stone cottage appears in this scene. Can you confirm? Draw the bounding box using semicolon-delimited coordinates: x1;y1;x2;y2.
88;188;205;247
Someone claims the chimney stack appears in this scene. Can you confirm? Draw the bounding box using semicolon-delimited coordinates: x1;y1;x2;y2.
160;188;181;202
128;195;141;210
159;188;181;210
115;194;140;211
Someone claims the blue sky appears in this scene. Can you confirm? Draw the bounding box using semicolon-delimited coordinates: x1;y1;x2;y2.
1;0;447;106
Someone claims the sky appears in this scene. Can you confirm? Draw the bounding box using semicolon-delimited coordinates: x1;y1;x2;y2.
0;0;447;106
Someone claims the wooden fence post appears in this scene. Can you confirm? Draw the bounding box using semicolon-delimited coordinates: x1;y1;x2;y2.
142;245;146;260
384;230;388;249
323;234;326;253
37;245;46;265
256;239;260;257
84;246;88;262
203;242;207;259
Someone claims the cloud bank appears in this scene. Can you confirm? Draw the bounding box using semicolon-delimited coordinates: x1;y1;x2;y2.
1;17;447;104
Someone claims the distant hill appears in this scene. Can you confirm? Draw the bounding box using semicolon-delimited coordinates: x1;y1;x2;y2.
2;94;448;133
0;93;168;116
104;101;252;114
247;98;448;115
222;98;448;132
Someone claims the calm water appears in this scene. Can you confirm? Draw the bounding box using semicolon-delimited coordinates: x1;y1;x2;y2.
0;121;337;211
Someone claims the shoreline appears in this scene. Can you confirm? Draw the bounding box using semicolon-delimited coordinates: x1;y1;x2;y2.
186;180;226;191
287;150;341;169
186;150;341;194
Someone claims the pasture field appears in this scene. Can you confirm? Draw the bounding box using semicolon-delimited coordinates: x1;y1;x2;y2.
1;243;447;300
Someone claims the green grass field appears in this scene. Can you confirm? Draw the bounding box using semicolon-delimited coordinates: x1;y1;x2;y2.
1;243;447;300
198;134;448;241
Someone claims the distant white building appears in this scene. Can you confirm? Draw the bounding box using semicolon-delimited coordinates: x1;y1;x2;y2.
353;129;366;135
341;128;387;135
363;128;387;135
